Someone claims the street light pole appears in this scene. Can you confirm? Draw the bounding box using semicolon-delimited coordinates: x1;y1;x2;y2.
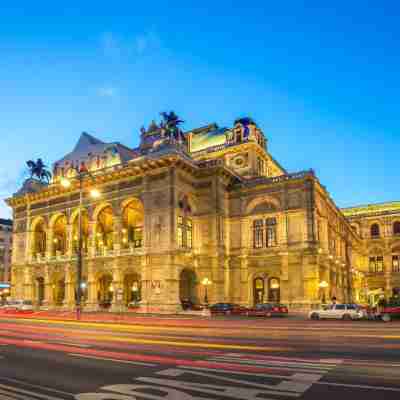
76;174;83;320
61;168;100;321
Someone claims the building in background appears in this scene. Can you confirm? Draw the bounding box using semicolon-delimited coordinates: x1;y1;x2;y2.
5;114;366;311
342;202;400;305
0;219;13;299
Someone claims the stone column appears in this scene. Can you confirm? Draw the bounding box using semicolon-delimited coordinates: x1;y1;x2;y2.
85;261;98;311
111;262;123;312
280;252;290;304
239;255;249;306
66;224;73;258
23;267;34;301
384;254;392;299
88;222;96;257
46;228;53;259
113;215;122;255
64;265;76;310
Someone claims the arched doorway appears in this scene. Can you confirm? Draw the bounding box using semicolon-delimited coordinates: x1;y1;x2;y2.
36;277;45;306
52;215;67;256
98;274;113;309
268;277;280;303
33;220;47;258
54;279;65;306
121;200;144;249
253;277;265;305
96;206;114;252
123;273;141;306
179;269;197;304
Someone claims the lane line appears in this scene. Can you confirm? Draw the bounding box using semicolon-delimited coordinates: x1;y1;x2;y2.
208;357;333;373
68;353;157;367
178;365;324;382
50;342;92;348
0;378;72;397
0;384;64;400
212;356;336;369
315;381;400;392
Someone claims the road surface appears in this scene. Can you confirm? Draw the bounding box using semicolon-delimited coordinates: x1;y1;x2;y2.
0;315;398;399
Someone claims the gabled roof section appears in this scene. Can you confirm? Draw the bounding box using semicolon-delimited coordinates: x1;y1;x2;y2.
73;132;105;151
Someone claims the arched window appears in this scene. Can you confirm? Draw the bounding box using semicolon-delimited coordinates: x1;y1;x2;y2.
96;206;114;251
393;247;400;273
393;221;400;236
52;215;67;256
266;218;277;247
33;220;47;257
177;196;193;249
253;220;264;248
122;200;144;249
370;223;380;238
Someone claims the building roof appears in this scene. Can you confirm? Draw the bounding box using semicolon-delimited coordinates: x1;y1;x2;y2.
0;219;12;226
341;201;400;217
190;127;230;153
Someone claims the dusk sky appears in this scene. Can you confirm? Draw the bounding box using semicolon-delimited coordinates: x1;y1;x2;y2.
1;2;399;217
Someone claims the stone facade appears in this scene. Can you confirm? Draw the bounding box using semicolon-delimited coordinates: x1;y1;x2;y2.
6;116;363;312
0;219;12;285
342;202;400;305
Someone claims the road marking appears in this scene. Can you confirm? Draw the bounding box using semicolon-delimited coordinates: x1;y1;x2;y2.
0;383;63;400
212;356;335;369
156;367;310;395
68;353;157;367
52;341;92;348
315;380;400;392
0;377;72;397
178;366;324;382
208;357;333;373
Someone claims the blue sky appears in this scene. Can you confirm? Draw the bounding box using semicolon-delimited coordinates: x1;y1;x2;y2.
1;2;399;217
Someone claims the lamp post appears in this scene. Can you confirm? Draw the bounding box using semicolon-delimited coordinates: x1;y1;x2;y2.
201;277;212;307
319;280;329;304
60;169;100;320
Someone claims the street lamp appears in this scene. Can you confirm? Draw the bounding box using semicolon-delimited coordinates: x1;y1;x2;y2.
319;280;329;304
201;277;212;306
59;168;100;320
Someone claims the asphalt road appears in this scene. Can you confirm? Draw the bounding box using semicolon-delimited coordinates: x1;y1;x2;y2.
0;315;398;399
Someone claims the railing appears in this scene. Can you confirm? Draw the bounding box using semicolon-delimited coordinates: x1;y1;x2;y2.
30;245;145;264
238;170;315;188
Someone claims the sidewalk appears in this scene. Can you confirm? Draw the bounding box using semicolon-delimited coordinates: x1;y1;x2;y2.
0;309;304;329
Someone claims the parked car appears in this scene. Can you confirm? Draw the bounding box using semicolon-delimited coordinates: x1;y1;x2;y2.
247;303;288;317
181;299;203;311
309;303;363;320
3;300;34;312
380;300;400;322
209;303;248;316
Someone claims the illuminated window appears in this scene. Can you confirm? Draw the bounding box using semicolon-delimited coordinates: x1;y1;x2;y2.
393;255;400;273
266;218;277;247
177;215;192;249
257;158;264;175
370;223;380;238
253;220;264;248
369;256;384;273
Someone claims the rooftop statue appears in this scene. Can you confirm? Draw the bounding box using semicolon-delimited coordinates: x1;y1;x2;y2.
26;158;52;183
160;111;186;142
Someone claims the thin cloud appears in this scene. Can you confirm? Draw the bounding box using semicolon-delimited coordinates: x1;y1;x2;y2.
97;86;118;98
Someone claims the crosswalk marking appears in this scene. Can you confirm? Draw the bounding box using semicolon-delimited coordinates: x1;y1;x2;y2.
0;383;65;400
207;356;334;374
